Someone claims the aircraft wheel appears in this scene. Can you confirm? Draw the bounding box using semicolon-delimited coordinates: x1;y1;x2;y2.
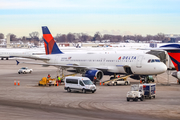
114;82;117;86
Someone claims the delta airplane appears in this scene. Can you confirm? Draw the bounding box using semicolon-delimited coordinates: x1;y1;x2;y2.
0;48;46;60
16;26;167;81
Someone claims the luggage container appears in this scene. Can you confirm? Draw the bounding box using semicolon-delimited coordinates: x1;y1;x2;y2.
126;83;156;101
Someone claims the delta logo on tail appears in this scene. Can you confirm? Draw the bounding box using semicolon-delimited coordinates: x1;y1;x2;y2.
42;26;63;55
160;44;180;71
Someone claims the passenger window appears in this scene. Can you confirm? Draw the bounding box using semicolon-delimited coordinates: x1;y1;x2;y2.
80;81;84;86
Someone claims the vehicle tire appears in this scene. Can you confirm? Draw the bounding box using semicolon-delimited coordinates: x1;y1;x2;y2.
114;82;117;86
92;91;95;93
18;72;20;74
23;71;26;74
38;83;41;86
153;96;155;98
82;89;86;93
29;71;32;73
67;88;71;92
140;95;144;101
149;96;151;99
152;79;154;82
127;98;130;101
124;82;128;86
49;84;51;86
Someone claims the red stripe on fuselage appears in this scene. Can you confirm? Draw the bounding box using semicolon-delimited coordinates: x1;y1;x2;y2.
43;34;55;54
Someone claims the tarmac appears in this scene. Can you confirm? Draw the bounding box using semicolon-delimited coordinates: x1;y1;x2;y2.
0;58;180;120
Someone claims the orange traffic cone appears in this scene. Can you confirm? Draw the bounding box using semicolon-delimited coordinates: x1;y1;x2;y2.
18;80;20;86
14;80;16;85
57;82;59;86
100;81;101;85
140;80;142;84
103;83;105;85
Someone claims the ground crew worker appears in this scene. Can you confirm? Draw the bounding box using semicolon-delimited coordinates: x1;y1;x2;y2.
93;76;97;85
57;76;61;83
47;74;51;78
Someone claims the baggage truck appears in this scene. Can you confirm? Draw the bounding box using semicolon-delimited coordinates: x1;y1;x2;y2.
143;83;156;99
126;83;156;101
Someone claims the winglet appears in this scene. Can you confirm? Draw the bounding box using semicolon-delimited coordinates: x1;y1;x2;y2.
42;26;63;55
16;60;20;65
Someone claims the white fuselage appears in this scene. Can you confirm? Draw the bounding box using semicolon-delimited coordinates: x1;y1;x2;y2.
42;51;167;75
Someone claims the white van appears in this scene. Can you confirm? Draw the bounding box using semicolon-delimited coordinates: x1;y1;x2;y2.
64;76;96;93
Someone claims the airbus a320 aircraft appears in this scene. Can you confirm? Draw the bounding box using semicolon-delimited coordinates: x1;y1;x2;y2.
16;26;167;81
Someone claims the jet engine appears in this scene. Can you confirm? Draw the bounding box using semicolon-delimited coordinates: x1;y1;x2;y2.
82;69;103;81
172;71;180;79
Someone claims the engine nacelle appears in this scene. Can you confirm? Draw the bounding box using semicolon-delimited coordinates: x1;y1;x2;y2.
82;69;103;81
172;71;180;79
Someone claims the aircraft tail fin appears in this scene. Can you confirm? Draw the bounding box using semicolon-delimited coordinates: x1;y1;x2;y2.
160;44;180;71
42;26;63;55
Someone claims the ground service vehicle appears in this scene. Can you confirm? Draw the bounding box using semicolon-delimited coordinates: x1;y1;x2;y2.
64;76;96;93
111;78;130;86
126;83;156;101
39;77;57;86
104;75;130;86
141;75;155;83
18;67;33;74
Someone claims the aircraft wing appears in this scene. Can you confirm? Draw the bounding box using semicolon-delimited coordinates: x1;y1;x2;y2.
14;55;50;61
16;60;108;70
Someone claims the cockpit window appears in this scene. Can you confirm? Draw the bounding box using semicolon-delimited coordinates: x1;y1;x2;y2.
155;59;160;62
151;59;155;62
148;59;160;63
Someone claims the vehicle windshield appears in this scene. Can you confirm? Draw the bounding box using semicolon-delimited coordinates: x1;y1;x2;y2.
131;85;139;91
83;80;93;85
21;67;26;69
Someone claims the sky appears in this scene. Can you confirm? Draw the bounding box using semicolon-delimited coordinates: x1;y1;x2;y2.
0;0;180;38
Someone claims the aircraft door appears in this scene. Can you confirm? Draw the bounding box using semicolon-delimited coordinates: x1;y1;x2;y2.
136;55;143;68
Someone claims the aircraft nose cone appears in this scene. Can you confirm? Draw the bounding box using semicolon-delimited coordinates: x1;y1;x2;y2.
159;63;167;73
